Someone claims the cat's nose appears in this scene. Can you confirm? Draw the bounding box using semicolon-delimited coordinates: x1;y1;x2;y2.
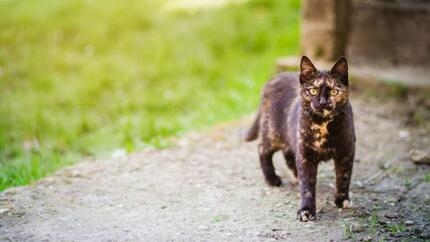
318;97;328;106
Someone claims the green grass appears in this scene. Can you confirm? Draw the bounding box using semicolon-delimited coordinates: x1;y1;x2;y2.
0;0;300;190
341;220;354;240
424;173;430;182
388;223;406;234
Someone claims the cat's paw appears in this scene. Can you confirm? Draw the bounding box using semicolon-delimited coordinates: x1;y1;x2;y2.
266;175;282;187
297;208;315;222
335;196;351;209
342;200;351;208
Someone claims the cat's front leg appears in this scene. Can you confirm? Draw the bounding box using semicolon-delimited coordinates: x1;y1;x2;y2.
334;151;354;208
296;151;318;222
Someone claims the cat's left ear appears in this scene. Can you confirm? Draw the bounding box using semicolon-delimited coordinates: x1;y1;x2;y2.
331;57;348;85
300;56;317;83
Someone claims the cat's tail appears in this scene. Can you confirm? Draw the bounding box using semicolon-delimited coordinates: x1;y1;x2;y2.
244;109;260;142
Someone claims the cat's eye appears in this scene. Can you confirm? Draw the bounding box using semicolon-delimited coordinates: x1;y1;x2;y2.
330;89;339;96
309;88;318;96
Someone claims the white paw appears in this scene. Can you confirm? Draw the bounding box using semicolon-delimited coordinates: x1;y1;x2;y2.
298;210;315;222
342;200;351;209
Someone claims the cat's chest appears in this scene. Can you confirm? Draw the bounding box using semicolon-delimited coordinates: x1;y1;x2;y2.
302;120;336;157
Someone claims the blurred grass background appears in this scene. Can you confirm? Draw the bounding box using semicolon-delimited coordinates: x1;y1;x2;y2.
0;0;300;190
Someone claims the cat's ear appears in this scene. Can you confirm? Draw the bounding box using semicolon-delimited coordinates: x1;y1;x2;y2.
331;57;348;85
300;56;317;83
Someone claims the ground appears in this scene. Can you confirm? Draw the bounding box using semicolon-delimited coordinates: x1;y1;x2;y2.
1;96;429;241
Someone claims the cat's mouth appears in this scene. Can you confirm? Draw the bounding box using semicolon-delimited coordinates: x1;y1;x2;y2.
311;105;334;117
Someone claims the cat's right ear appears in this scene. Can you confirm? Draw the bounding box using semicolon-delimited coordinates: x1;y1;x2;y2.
300;56;317;83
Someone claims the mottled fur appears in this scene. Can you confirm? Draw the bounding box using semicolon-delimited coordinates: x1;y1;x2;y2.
246;56;355;222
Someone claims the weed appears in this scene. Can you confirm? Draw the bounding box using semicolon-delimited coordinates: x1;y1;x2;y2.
388;223;406;234
424;173;430;183
342;220;354;240
369;211;380;234
404;179;412;189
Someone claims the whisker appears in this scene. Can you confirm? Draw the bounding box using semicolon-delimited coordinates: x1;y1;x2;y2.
335;106;351;119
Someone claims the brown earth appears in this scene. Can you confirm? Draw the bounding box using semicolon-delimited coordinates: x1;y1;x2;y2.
1;96;429;241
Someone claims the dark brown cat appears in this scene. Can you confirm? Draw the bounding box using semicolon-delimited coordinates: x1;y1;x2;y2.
245;56;355;222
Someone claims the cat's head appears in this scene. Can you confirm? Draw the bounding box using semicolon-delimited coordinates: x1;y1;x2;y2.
299;56;349;118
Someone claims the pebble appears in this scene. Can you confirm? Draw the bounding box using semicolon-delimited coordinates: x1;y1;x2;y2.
0;207;10;215
352;224;365;233
409;149;430;164
398;130;410;139
361;235;372;241
355;181;364;188
405;220;414;226
198;226;209;231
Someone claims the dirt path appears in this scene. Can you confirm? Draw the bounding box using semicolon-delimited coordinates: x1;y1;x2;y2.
1;97;429;241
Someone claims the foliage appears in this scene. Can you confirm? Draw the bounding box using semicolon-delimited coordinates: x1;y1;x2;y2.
0;0;300;190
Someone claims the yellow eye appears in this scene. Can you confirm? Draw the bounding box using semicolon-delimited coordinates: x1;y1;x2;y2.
309;88;318;96
330;89;339;96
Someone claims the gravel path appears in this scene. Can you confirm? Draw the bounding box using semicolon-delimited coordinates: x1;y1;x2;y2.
1;97;429;241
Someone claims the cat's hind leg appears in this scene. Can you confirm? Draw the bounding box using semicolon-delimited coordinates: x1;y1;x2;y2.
258;142;281;187
334;151;354;208
283;149;297;180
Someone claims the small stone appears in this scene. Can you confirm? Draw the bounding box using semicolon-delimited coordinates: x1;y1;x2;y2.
398;130;410;139
355;181;364;188
409;149;430;165
362;235;372;242
198;226;209;231
405;220;414;226
352;224;365;233
379;163;391;170
0;208;10;215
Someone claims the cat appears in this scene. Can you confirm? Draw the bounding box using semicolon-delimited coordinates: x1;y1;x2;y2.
245;56;355;222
